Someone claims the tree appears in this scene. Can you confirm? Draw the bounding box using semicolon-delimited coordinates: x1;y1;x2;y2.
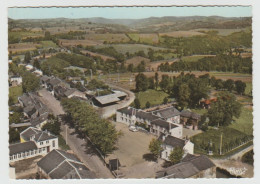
177;83;191;109
159;75;170;92
134;98;141;109
148;77;155;89
22;72;40;93
168;147;184;165
146;101;151;109
149;138;163;161
9;112;23;124
33;59;41;70
127;63;134;72
24;51;31;64
163;97;168;104
208;92;242;127
42;115;61;135
9;128;20;143
224;79;234;92
235;80;246;95
155;72;159;90
135;73;148;92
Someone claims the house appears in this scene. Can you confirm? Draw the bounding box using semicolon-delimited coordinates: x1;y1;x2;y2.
40;75;51;88
93;94;121;107
64;88;87;99
37;149;96;179
151;107;181;124
46;77;70;95
160;135;194;161
33;69;43;76
180;110;201;130
200;98;217;109
30;112;49;128
156;154;216;178
116;107;182;138
9;127;58;163
10;75;22;86
25;64;34;71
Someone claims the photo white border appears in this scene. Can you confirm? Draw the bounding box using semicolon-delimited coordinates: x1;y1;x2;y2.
0;0;259;184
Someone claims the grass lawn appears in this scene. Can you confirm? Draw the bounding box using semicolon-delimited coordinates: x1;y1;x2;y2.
135;89;169;109
189;108;207;115
191;126;250;156
9;86;23;104
229;107;253;135
245;82;252;96
58;135;71;151
182;55;208;62
39;41;58;48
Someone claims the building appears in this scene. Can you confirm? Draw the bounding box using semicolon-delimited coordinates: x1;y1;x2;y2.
9;75;22;86
9;127;58;163
33;69;43;76
200;98;217;109
25;64;34;71
152;107;181;124
180;110;201;130
116;107;182;138
64;88;87;99
156;154;216;178
160;135;194;161
37;149;96;179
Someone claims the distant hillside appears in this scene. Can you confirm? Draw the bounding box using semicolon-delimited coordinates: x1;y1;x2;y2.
8;16;252;33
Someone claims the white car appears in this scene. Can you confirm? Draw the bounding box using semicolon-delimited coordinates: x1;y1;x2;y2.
129;126;138;132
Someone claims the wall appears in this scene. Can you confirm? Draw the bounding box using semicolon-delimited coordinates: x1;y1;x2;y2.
169;125;183;138
183;141;194;154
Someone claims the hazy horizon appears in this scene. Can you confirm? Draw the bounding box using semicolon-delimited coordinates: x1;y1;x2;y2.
8;6;252;20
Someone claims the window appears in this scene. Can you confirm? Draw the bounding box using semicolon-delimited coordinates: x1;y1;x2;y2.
27;152;30;156
39;148;42;153
35;150;37;154
10;156;13;160
31;151;34;155
40;142;43;145
18;154;21;158
166;152;168;158
42;147;45;151
46;140;49;144
22;153;25;158
52;140;55;147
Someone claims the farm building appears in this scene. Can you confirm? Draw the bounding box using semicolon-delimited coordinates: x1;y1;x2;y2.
180;110;201;130
37;149;96;179
156;154;216;178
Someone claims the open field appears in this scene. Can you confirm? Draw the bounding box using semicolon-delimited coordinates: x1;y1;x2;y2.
106;122;156;167
159;31;205;37
94;44;171;55
9;31;44;40
191;127;251;156
38;41;58;48
181;55;216;62
245;82;252;96
135;89;169;109
148;59;178;71
80;50;115;61
46;26;81;34
229;107;253;135
127;33;159;44
125;56;150;66
9;86;23;104
59;39;103;47
8;42;40;53
192;27;251;36
85;33;130;43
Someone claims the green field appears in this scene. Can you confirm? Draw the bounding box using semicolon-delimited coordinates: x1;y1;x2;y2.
9;31;43;40
9;86;23;104
245;82;252;96
39;41;58;48
191;127;251;156
229;107;253;135
135;89;169;108
153;52;176;60
182;55;208;62
95;44;168;55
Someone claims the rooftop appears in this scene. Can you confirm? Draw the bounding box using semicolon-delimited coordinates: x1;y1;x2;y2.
152;106;180;119
94;94;120;105
9;141;37;156
163;135;186;148
37;149;96;179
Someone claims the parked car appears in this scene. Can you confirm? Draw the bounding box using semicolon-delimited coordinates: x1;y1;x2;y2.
129;126;138;132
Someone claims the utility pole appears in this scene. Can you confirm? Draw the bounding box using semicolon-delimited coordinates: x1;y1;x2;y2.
65;124;68;145
219;133;223;155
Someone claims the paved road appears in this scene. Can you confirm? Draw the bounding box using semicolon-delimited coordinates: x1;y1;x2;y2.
38;88;114;178
98;82;135;118
229;145;253;160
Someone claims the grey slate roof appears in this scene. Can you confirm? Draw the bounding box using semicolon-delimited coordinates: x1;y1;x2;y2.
20;127;41;141
180;110;201;120
64;88;77;97
30;113;49;127
151;119;177;130
49;78;61;86
118;107;159;121
164;135;186;148
37;149;96;179
40;75;51;82
9;141;37;156
95;94;120;104
156;155;215;178
34;131;57;142
153;107;180;119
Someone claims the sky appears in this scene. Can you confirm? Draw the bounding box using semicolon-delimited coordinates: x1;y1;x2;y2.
8;6;252;20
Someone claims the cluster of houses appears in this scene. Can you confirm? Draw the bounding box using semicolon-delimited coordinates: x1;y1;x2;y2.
116;106;216;178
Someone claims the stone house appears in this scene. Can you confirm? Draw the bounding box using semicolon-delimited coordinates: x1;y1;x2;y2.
180;110;201;130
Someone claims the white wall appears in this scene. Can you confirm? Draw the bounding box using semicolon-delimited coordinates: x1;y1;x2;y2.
183;141;194;155
169;124;183;138
36;138;58;152
9;148;47;163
